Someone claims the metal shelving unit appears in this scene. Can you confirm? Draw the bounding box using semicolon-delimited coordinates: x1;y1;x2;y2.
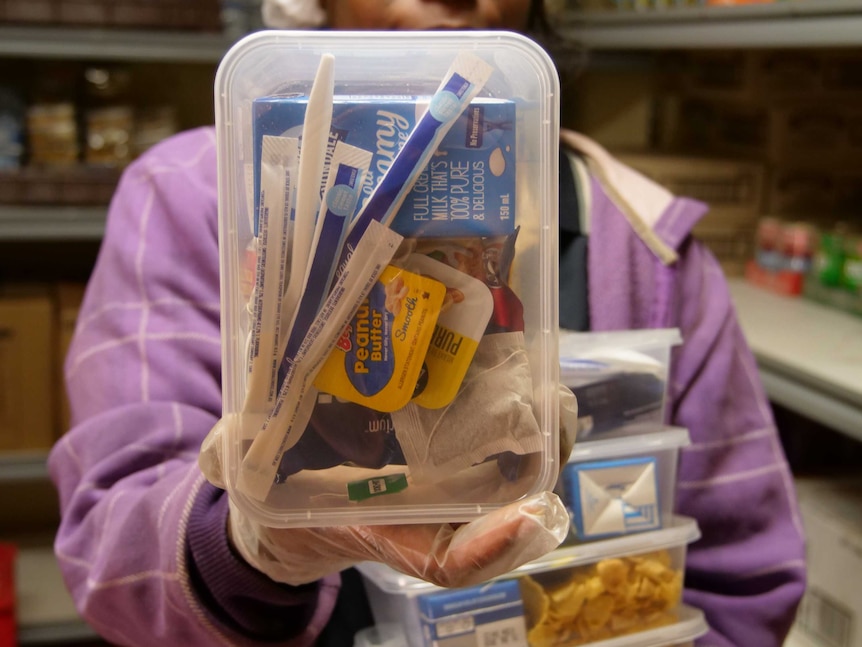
0;25;236;644
0;25;237;63
0;205;106;241
0;25;236;240
562;0;862;49
728;279;862;444
0;452;50;482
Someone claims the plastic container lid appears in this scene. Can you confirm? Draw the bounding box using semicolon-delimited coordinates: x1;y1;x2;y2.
566;427;691;464
560;604;708;647
215;30;561;527
358;515;700;596
352;605;708;647
559;328;682;357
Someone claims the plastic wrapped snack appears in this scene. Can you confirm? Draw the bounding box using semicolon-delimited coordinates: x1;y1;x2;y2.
215;31;560;527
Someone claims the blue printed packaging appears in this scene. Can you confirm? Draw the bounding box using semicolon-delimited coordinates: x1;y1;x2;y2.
252;95;516;238
418;579;527;647
562;456;661;540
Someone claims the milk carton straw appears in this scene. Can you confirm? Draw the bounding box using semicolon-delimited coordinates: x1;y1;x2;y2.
244;135;298;412
331;50;494;289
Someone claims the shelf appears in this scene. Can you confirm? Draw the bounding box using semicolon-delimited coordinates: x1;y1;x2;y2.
16;547;98;645
0;26;238;63
0;453;50;482
562;0;862;49
0;205;106;240
728;279;862;443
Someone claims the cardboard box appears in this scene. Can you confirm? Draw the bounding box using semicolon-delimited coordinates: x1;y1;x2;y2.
55;283;86;439
765;167;836;216
0;293;55;452
4;0;56;23
57;0;109;26
821;51;862;99
769;105;862;166
616;152;765;229
792;478;862;647
678;50;836;104
574;69;656;151
682;51;760;103
755;51;824;102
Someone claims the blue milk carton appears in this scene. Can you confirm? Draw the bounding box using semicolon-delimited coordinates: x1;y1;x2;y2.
252;95;517;238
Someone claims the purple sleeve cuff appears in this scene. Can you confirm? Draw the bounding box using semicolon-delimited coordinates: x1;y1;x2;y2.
187;481;337;642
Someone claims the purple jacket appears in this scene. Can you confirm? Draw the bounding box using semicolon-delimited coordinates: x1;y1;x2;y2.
49;126;805;646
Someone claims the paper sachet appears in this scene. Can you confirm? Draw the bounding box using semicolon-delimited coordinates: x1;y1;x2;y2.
561;457;660;539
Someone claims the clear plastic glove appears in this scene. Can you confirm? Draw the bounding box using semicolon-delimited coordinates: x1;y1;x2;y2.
199;384;577;589
227;491;567;588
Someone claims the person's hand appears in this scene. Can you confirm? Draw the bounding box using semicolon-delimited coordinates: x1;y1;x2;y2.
226;490;567;588
199;384;577;588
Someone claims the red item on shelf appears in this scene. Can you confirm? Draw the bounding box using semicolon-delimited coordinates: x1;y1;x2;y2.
0;615;16;647
745;259;805;296
0;543;16;647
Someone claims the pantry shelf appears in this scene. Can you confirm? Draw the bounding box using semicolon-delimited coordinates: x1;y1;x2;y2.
0;453;50;482
562;0;862;49
0;25;236;63
728;279;862;444
16;547;98;645
0;206;106;240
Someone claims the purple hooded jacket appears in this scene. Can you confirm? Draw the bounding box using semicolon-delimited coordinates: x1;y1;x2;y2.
48;126;805;646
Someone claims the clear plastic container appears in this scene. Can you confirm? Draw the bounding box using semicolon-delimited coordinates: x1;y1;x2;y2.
353;604;707;647
559;329;682;440
558;427;691;542
358;516;701;647
215;31;560;527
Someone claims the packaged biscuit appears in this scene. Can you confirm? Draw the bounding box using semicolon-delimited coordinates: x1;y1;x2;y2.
215;31;559;527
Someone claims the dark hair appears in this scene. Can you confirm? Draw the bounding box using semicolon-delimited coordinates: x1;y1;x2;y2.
525;0;585;101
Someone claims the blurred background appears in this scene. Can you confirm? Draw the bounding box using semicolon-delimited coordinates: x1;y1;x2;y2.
0;1;860;645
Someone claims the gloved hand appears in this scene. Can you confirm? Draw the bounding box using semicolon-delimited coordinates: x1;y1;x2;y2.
199;383;577;589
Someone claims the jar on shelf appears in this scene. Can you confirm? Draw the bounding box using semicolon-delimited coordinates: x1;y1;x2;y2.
26;103;80;167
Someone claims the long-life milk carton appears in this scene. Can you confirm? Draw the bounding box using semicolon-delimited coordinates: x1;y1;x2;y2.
252;95;516;238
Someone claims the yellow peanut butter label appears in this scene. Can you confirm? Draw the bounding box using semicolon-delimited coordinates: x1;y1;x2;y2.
314;265;445;412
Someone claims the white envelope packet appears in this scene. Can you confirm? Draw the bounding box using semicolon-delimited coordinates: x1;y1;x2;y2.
561;457;660;539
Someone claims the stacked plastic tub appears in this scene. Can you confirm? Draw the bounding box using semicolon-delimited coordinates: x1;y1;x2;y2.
356;329;708;647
